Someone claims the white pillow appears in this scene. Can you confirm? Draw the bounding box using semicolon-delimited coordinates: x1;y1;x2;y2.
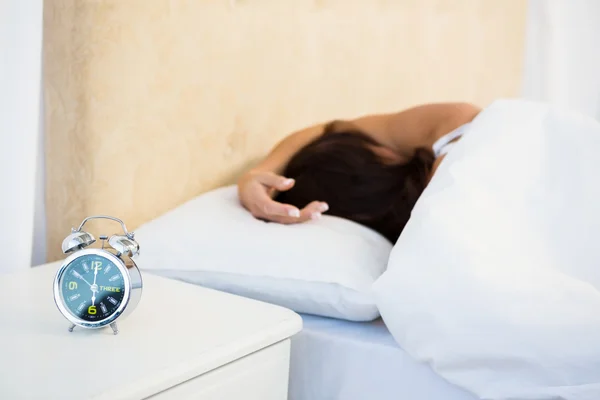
372;99;600;399
134;185;392;321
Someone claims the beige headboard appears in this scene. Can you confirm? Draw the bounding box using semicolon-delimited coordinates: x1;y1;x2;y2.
43;0;527;262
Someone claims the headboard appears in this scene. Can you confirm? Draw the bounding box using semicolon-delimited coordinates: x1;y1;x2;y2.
43;0;527;261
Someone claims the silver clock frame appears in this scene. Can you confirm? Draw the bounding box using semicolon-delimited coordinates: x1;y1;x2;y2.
53;248;142;335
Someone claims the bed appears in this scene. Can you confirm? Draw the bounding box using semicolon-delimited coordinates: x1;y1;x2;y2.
289;314;476;400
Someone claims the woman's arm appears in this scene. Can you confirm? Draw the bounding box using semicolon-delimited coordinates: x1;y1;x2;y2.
237;122;329;224
235;116;388;223
250;102;479;175
249;123;328;176
238;102;481;223
384;102;482;154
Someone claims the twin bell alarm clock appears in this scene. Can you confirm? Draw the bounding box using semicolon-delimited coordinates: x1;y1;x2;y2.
53;215;143;335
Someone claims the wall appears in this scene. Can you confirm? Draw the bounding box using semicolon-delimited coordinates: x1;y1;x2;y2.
0;0;44;272
32;82;47;266
43;0;527;262
521;0;600;119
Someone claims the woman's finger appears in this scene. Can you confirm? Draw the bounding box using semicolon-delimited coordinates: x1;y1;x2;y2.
253;172;296;191
254;189;301;219
300;201;330;221
261;200;329;225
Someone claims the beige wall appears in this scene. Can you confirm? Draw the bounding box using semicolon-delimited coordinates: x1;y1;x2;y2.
43;0;527;261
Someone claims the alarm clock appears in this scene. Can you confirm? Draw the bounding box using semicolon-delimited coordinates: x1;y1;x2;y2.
53;215;142;335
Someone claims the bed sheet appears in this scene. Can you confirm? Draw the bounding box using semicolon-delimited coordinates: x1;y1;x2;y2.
289;314;477;400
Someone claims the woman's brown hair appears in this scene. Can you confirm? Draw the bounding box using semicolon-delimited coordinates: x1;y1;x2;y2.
275;122;434;243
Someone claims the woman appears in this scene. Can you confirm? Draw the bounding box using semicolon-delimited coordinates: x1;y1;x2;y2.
237;102;482;242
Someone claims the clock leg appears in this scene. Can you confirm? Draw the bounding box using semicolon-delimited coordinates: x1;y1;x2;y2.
68;324;76;332
110;322;119;335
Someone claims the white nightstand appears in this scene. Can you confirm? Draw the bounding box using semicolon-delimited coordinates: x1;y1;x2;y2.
0;262;302;400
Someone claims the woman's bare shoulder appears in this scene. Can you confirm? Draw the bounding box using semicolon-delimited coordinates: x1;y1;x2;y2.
321;102;481;154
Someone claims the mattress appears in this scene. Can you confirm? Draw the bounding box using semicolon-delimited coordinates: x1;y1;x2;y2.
288;314;477;400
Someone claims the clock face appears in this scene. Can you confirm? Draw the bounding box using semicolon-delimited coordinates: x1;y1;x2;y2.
59;253;127;322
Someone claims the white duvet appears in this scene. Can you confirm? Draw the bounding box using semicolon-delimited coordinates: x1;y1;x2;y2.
372;99;600;400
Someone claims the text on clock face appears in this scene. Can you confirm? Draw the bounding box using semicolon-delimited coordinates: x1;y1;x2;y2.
99;286;121;292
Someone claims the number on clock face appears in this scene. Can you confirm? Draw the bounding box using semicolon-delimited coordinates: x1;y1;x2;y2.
61;254;125;322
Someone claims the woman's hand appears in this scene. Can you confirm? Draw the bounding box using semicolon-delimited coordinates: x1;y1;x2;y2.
238;170;328;224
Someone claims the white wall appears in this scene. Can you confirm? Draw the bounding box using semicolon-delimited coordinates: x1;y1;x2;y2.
32;80;47;266
522;0;600;119
0;0;44;272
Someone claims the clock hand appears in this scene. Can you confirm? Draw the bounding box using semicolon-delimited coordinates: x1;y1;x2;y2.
78;274;93;288
91;265;99;306
93;264;98;285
